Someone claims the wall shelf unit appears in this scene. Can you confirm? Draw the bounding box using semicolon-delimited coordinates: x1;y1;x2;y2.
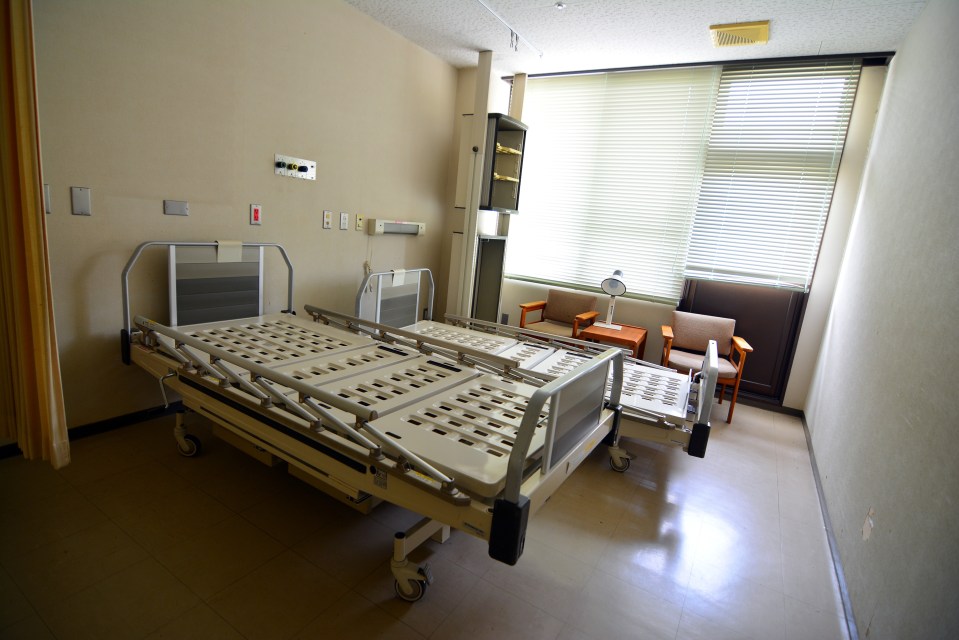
480;113;528;214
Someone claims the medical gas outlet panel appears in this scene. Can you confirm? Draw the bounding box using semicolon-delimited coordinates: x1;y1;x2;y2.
274;154;316;180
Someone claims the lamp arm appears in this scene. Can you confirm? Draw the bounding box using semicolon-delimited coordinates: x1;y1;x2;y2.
605;295;616;325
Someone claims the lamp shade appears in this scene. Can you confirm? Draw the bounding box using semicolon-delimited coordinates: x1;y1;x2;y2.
600;270;626;297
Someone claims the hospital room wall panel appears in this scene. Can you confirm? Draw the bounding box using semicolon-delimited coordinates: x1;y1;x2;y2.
32;0;458;427
804;1;959;638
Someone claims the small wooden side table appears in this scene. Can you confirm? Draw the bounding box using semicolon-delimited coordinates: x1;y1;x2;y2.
578;323;647;359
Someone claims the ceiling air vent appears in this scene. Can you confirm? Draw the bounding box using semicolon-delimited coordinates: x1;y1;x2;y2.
710;20;769;47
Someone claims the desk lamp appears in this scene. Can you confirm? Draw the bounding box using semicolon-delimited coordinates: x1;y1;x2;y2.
594;270;626;330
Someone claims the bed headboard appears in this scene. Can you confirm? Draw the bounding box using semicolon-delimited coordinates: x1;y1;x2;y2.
355;268;435;328
169;244;264;326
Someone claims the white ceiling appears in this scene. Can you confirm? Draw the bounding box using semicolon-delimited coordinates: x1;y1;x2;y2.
343;0;927;75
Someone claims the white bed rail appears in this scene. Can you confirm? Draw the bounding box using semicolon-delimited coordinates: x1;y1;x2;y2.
355;268;435;324
305;305;527;376
693;340;719;426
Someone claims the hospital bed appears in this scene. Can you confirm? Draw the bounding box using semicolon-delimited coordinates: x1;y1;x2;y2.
433;315;719;471
351;270;718;471
120;241;624;601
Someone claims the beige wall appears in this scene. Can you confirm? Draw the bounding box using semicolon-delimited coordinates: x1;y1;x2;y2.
805;0;959;637
34;0;458;427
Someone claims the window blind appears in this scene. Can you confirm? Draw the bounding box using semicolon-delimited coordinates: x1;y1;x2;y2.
685;59;862;290
504;67;720;304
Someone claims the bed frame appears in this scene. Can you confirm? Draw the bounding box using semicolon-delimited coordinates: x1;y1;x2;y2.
120;241;623;602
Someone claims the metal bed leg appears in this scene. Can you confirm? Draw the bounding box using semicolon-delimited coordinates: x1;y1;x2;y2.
173;410;202;457
604;403;631;472
390;517;448;602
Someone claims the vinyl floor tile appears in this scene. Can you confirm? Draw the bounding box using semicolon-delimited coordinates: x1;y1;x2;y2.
154;514;284;599
0;566;33;630
430;578;566;640
0;401;850;640
207;550;347;639
356;553;480;638
0;614;55;640
293;590;425;640
564;570;683;640
6;519;149;612
41;558;198;640
145;603;245;640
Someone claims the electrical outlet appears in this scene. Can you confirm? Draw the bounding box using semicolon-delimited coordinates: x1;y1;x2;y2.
250;203;262;225
355;214;365;231
339;212;349;230
322;210;332;229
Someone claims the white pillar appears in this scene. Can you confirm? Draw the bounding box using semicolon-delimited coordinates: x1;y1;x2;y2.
455;50;493;317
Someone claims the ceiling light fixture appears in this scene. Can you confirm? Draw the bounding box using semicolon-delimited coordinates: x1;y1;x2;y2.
474;0;544;57
554;2;567;9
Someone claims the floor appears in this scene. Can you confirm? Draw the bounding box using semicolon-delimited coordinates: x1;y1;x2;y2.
0;402;848;640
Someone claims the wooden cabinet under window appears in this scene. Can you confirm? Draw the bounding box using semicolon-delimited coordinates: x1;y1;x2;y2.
480;113;527;214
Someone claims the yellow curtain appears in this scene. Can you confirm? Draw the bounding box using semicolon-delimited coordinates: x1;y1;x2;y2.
0;0;69;468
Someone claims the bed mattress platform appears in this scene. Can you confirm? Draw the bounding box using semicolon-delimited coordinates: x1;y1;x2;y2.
121;241;713;601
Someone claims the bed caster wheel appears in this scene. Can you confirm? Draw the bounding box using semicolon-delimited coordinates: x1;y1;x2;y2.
392;562;432;603
177;434;202;457
394;578;428;602
609;456;630;472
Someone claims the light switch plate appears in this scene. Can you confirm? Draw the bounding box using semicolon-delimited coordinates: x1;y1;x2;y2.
71;187;91;216
322;210;332;229
163;199;189;216
339;212;349;230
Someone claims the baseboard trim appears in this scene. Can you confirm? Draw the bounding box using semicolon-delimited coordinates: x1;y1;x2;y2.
0;402;183;461
732;391;804;418
802;414;859;640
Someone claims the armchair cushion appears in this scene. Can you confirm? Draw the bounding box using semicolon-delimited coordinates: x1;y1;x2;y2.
542;290;598;324
671;310;735;357
523;319;577;337
667;349;739;378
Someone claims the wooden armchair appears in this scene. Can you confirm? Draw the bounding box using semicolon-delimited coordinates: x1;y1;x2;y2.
519;289;599;338
661;310;753;424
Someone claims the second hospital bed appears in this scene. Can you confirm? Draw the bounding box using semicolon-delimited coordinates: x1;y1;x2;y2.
351;268;720;472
